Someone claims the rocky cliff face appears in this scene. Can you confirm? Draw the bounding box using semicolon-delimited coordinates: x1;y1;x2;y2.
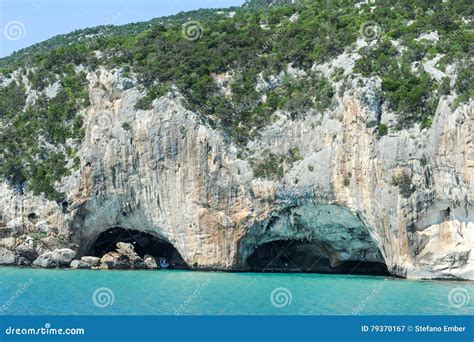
0;68;472;280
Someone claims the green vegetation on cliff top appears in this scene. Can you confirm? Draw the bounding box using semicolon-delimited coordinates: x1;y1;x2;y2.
0;0;472;199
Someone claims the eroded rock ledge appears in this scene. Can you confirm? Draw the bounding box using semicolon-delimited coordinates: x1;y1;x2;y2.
0;69;472;280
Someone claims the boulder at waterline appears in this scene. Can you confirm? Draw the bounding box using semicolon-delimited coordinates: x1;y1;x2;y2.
0;247;16;265
144;255;158;269
99;242;147;269
33;248;76;268
81;256;100;267
70;260;91;269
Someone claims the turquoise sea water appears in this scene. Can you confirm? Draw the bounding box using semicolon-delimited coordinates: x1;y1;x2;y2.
0;267;472;315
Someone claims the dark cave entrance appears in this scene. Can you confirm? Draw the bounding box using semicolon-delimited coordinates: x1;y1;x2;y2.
90;227;188;269
246;240;389;275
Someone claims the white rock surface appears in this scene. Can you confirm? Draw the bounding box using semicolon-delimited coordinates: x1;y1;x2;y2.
0;68;472;280
0;247;16;265
144;256;158;269
33;248;76;268
415;31;439;43
70;260;91;269
81;256;100;267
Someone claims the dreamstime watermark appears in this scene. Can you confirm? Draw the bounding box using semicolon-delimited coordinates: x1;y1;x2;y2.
83;195;118;228
0;278;34;313
270;287;292;308
182;21;203;42
4;323;85;336
92;287;115;308
359;21;382;42
174;278;211;315
448;287;470;308
3;21;26;41
261;7;301;51
80;175;141;228
182;193;201;222
437;22;468;51
352;279;388;315
89;109;115;141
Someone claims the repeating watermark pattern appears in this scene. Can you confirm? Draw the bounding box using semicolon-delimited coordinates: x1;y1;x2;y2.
92;287;115;308
437;22;468;51
448;287;470;308
3;21;26;41
174;279;211;315
182;194;201;221
359;21;381;42
352;279;388;315
0;279;34;313
94;109;114;128
182;21;203;42
270;287;292;308
83;194;119;228
90;109;114;141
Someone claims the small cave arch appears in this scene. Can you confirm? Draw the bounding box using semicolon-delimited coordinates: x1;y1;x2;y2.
246;239;389;275
89;227;188;269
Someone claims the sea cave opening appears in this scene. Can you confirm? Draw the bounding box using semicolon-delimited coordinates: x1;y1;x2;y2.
90;227;188;269
246;240;389;276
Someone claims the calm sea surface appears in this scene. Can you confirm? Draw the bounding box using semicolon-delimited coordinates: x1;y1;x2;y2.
0;267;472;315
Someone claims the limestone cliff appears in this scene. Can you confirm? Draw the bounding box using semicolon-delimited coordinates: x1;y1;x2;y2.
0;67;472;280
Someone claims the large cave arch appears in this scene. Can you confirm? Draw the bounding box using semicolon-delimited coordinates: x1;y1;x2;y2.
89;227;188;269
246;239;389;275
240;203;389;275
